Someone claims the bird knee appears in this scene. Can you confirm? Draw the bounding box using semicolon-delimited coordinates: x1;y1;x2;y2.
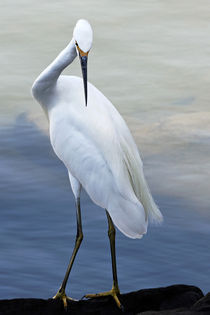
76;231;83;244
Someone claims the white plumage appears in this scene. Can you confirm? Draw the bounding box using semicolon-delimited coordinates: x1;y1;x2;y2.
32;19;162;239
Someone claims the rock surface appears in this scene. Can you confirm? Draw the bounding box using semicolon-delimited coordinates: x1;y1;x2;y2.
0;284;209;315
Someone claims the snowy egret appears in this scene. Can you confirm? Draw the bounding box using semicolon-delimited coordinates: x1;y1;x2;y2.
32;19;163;309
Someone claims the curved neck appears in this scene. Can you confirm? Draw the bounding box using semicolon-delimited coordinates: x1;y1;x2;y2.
32;39;77;95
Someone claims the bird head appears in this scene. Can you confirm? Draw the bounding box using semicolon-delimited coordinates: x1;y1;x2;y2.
73;19;93;106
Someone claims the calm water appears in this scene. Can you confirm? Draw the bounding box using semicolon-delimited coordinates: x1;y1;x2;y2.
0;0;210;299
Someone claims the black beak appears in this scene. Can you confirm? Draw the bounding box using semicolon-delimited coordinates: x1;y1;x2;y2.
79;55;88;106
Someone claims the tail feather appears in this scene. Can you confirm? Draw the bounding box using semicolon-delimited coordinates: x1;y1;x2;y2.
108;193;148;239
138;169;163;223
121;138;163;224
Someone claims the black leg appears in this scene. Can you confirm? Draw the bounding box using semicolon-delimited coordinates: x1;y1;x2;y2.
84;210;121;309
53;198;83;308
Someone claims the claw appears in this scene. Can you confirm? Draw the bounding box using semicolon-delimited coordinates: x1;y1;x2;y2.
112;292;122;309
84;287;122;309
53;287;77;310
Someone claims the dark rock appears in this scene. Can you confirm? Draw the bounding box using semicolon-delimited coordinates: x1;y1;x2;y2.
139;310;202;314
121;284;203;313
192;292;210;312
0;285;206;315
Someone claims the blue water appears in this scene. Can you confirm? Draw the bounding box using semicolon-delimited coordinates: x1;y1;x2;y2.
0;114;210;300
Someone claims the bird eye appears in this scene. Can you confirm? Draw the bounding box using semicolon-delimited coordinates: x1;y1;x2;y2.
75;41;78;47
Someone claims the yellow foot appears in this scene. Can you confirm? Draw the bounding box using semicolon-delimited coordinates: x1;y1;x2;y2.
84;287;122;310
53;288;77;309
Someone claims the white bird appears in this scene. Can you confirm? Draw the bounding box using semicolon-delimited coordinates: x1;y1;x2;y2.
32;19;163;309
